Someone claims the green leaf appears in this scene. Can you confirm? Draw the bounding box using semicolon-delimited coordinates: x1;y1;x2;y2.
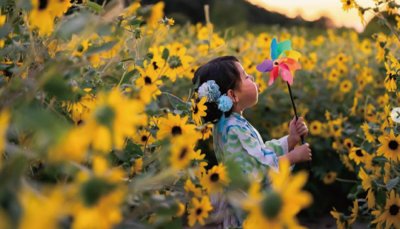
0;24;12;39
162;48;169;61
86;1;103;13
85;41;118;56
43;73;74;100
386;177;399;191
56;13;90;40
80;178;116;207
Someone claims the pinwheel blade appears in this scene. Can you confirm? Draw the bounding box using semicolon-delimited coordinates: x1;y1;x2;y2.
256;59;274;72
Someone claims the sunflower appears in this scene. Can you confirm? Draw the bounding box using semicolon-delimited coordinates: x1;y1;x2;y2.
199;123;213;140
361;122;375;143
349;147;370;165
130;157;143;177
243;159;312;229
169;136;196;170
328;118;343;138
28;0;71;36
323;171;337;185
340;80;352;93
0;110;10;166
187;196;213;226
191;97;207;126
377;130;400;161
132;129;155;149
341;0;355;11
184;179;203;197
157;113;200;142
330;200;358;229
84;88;146;152
135;63;163;104
372;191;400;228
309;120;322;135
343;138;354;150
200;164;230;194
358;168;375;208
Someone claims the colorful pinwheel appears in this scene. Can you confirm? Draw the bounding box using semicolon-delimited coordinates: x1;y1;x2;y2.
256;38;302;85
256;38;306;146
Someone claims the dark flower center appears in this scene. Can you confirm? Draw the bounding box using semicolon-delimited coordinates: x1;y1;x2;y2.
171;126;182;136
261;191;282;219
193;105;198;114
196;208;202;215
355;149;363;157
141;135;148;142
144;76;152;85
389;204;399;216
152;61;159;70
210;173;219;182
39;0;48;10
168;56;182;69
179;148;188;159
388;140;399;150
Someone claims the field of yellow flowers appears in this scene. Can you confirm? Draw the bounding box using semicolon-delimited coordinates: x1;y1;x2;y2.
0;0;399;228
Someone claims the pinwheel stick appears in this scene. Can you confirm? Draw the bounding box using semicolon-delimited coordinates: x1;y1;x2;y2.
286;82;305;145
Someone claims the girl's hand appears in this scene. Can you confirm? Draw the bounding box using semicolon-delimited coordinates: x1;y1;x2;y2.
286;143;312;164
288;116;308;146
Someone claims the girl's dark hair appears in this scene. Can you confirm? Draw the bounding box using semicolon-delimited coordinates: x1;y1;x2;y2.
192;56;241;124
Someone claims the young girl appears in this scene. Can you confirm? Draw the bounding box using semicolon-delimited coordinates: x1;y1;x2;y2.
192;56;312;228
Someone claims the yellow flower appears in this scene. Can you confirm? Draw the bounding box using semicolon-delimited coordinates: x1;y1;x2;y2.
330;200;358;229
157;113;200;142
243;159;312;229
63;94;96;125
135;63;163;104
372;191;400;228
358;168;375;208
19;185;66;229
377;130;400;161
0;110;10;166
341;0;355;11
187;196;213;226
199;123;213;140
85;88;146;152
28;0;71;36
132;129;155;149
191;97;207;125
361;122;375;143
349;147;370;165
0;14;6;27
184;179;203;197
200;164;230;194
130;157;143;177
323;171;337;185
343;138;354;150
147;1;164;28
309;120;322;135
48;127;90;163
339;80;352;93
169;136;197;170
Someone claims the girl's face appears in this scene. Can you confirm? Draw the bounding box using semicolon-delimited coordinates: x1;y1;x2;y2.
233;62;258;109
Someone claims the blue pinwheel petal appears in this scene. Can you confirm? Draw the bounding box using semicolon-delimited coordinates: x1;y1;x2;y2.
256;59;274;72
277;40;292;58
271;38;278;60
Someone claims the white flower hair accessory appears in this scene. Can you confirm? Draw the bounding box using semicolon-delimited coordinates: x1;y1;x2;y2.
198;80;233;112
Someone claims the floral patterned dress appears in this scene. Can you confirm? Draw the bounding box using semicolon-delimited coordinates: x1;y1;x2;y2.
207;112;289;228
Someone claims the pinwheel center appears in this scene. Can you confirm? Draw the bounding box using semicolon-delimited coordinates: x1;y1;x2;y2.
273;61;279;66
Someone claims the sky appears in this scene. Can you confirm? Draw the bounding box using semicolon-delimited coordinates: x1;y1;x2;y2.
245;0;378;32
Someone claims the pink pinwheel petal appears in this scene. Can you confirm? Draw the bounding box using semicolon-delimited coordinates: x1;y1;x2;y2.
269;67;279;85
282;58;301;71
279;63;293;85
256;59;274;72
